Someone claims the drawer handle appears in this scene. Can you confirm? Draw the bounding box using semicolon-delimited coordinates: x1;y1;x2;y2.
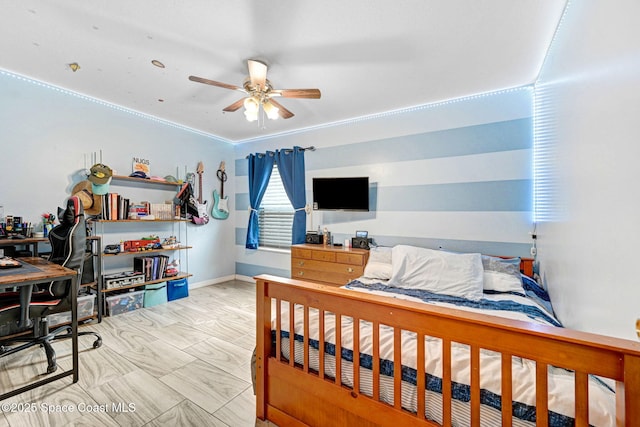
297;271;304;276
298;261;305;266
347;267;354;273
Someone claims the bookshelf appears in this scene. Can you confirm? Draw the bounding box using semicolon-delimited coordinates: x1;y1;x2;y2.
90;176;191;316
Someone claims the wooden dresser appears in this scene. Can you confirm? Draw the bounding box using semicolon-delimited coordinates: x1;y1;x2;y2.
290;244;370;286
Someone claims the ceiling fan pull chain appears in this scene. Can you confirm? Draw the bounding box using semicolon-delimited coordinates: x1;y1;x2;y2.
259;106;267;130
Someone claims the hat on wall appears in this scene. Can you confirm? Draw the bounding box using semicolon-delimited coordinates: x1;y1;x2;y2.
129;171;148;179
71;180;102;216
88;163;113;185
87;163;112;195
91;181;110;196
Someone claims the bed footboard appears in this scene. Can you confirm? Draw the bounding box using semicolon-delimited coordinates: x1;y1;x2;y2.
255;274;640;427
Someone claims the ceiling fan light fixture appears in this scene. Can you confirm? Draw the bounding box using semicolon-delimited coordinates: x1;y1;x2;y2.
263;101;280;120
244;109;258;122
189;59;319;123
243;96;259;113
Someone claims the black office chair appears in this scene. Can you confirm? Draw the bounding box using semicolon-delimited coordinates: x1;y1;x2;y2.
0;196;102;374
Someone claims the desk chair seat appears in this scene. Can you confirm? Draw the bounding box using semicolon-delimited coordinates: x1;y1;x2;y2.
0;196;102;374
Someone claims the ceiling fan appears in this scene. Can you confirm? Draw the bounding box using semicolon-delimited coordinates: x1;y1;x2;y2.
189;59;321;121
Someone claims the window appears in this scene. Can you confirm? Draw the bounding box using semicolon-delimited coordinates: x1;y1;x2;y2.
258;165;294;248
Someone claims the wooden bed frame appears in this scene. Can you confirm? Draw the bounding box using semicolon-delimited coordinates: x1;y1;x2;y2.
255;273;640;427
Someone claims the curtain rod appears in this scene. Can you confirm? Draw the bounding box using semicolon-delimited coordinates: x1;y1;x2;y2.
246;146;315;159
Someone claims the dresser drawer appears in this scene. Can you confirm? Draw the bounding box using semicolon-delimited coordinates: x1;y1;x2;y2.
292;258;364;275
291;267;363;285
311;251;336;262
335;252;366;266
291;247;312;259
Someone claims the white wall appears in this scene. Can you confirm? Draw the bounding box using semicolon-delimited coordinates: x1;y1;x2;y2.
536;1;640;340
233;89;536;280
0;71;236;286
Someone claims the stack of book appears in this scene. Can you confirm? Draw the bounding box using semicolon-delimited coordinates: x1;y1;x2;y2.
133;255;170;282
101;193;135;220
100;194;163;220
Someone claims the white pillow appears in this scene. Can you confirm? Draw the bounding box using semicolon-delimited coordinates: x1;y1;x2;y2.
362;246;393;280
363;261;393;280
388;245;484;301
481;255;525;294
483;271;525;294
368;246;392;264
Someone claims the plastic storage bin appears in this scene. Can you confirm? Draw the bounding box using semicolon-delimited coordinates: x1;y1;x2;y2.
48;294;96;326
167;278;188;301
144;282;168;308
106;290;145;316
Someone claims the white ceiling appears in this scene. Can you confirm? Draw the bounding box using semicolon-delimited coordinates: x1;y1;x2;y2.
1;1;567;144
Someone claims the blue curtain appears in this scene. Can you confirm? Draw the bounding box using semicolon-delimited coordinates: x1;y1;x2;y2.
245;152;275;249
275;146;307;245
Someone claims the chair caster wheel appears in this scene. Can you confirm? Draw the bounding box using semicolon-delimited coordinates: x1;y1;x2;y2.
93;339;102;349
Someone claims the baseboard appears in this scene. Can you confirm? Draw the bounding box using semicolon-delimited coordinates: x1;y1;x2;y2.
234;274;255;283
188;274;237;289
192;274;288;287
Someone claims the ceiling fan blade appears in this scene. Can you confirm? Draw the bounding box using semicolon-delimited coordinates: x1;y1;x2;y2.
222;98;246;112
188;75;246;93
269;99;294;119
247;59;268;90
271;88;321;99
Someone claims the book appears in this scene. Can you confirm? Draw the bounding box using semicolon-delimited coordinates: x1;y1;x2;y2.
110;193;118;221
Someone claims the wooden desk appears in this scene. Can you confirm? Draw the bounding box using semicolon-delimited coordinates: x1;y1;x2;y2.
0;237;48;257
0;257;80;401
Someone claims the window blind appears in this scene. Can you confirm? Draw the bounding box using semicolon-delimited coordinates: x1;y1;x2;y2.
258;165;294;248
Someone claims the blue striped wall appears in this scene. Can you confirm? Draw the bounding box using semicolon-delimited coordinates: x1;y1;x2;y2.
233;88;534;279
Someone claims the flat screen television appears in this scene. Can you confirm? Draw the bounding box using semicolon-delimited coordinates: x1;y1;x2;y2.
312;177;369;211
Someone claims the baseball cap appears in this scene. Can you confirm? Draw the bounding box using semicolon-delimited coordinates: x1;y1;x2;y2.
88;163;113;185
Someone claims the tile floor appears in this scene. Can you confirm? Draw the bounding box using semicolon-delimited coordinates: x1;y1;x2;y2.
0;280;264;427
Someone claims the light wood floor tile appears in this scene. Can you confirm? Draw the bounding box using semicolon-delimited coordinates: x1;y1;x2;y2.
212;385;257;427
87;318;161;356
117;307;179;329
65;411;122;427
142;321;214;350
232;331;258;352
144;400;228;427
159;359;250;415
57;345;140;390
184;336;253;383
86;369;184;426
120;339;197;378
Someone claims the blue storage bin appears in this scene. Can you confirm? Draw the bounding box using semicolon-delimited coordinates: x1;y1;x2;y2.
167;278;189;301
144;282;168;307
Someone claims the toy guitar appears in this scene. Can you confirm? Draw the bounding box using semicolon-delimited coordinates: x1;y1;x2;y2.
190;162;209;225
212;161;229;220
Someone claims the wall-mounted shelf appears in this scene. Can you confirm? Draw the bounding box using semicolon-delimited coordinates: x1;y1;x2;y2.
102;246;192;257
100;272;192;293
93;219;188;223
111;175;183;187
